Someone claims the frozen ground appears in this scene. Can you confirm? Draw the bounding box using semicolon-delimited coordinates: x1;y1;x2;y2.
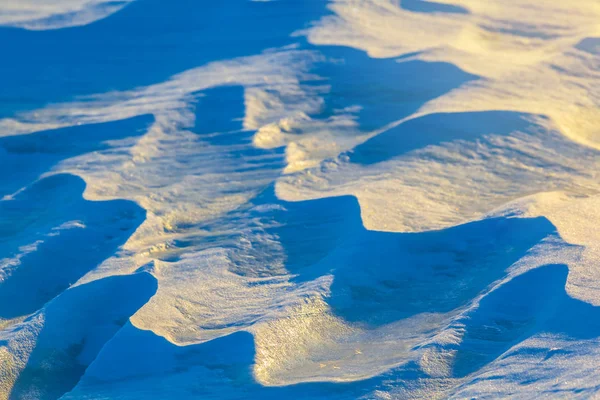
0;0;599;399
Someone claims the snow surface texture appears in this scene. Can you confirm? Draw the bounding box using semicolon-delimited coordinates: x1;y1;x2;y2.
0;0;135;30
0;0;599;399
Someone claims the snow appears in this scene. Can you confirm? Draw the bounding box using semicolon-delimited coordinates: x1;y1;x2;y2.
0;0;599;399
0;0;135;30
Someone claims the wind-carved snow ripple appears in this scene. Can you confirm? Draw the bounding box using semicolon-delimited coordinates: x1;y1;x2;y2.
0;116;154;400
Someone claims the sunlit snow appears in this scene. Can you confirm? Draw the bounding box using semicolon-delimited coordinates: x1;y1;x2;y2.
0;0;599;399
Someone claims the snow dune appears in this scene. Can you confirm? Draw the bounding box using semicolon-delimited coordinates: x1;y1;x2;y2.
0;0;599;399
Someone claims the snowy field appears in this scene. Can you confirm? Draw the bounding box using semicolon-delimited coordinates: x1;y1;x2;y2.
0;0;599;398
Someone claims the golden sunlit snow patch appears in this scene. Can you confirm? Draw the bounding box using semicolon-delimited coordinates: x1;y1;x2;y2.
303;0;600;149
